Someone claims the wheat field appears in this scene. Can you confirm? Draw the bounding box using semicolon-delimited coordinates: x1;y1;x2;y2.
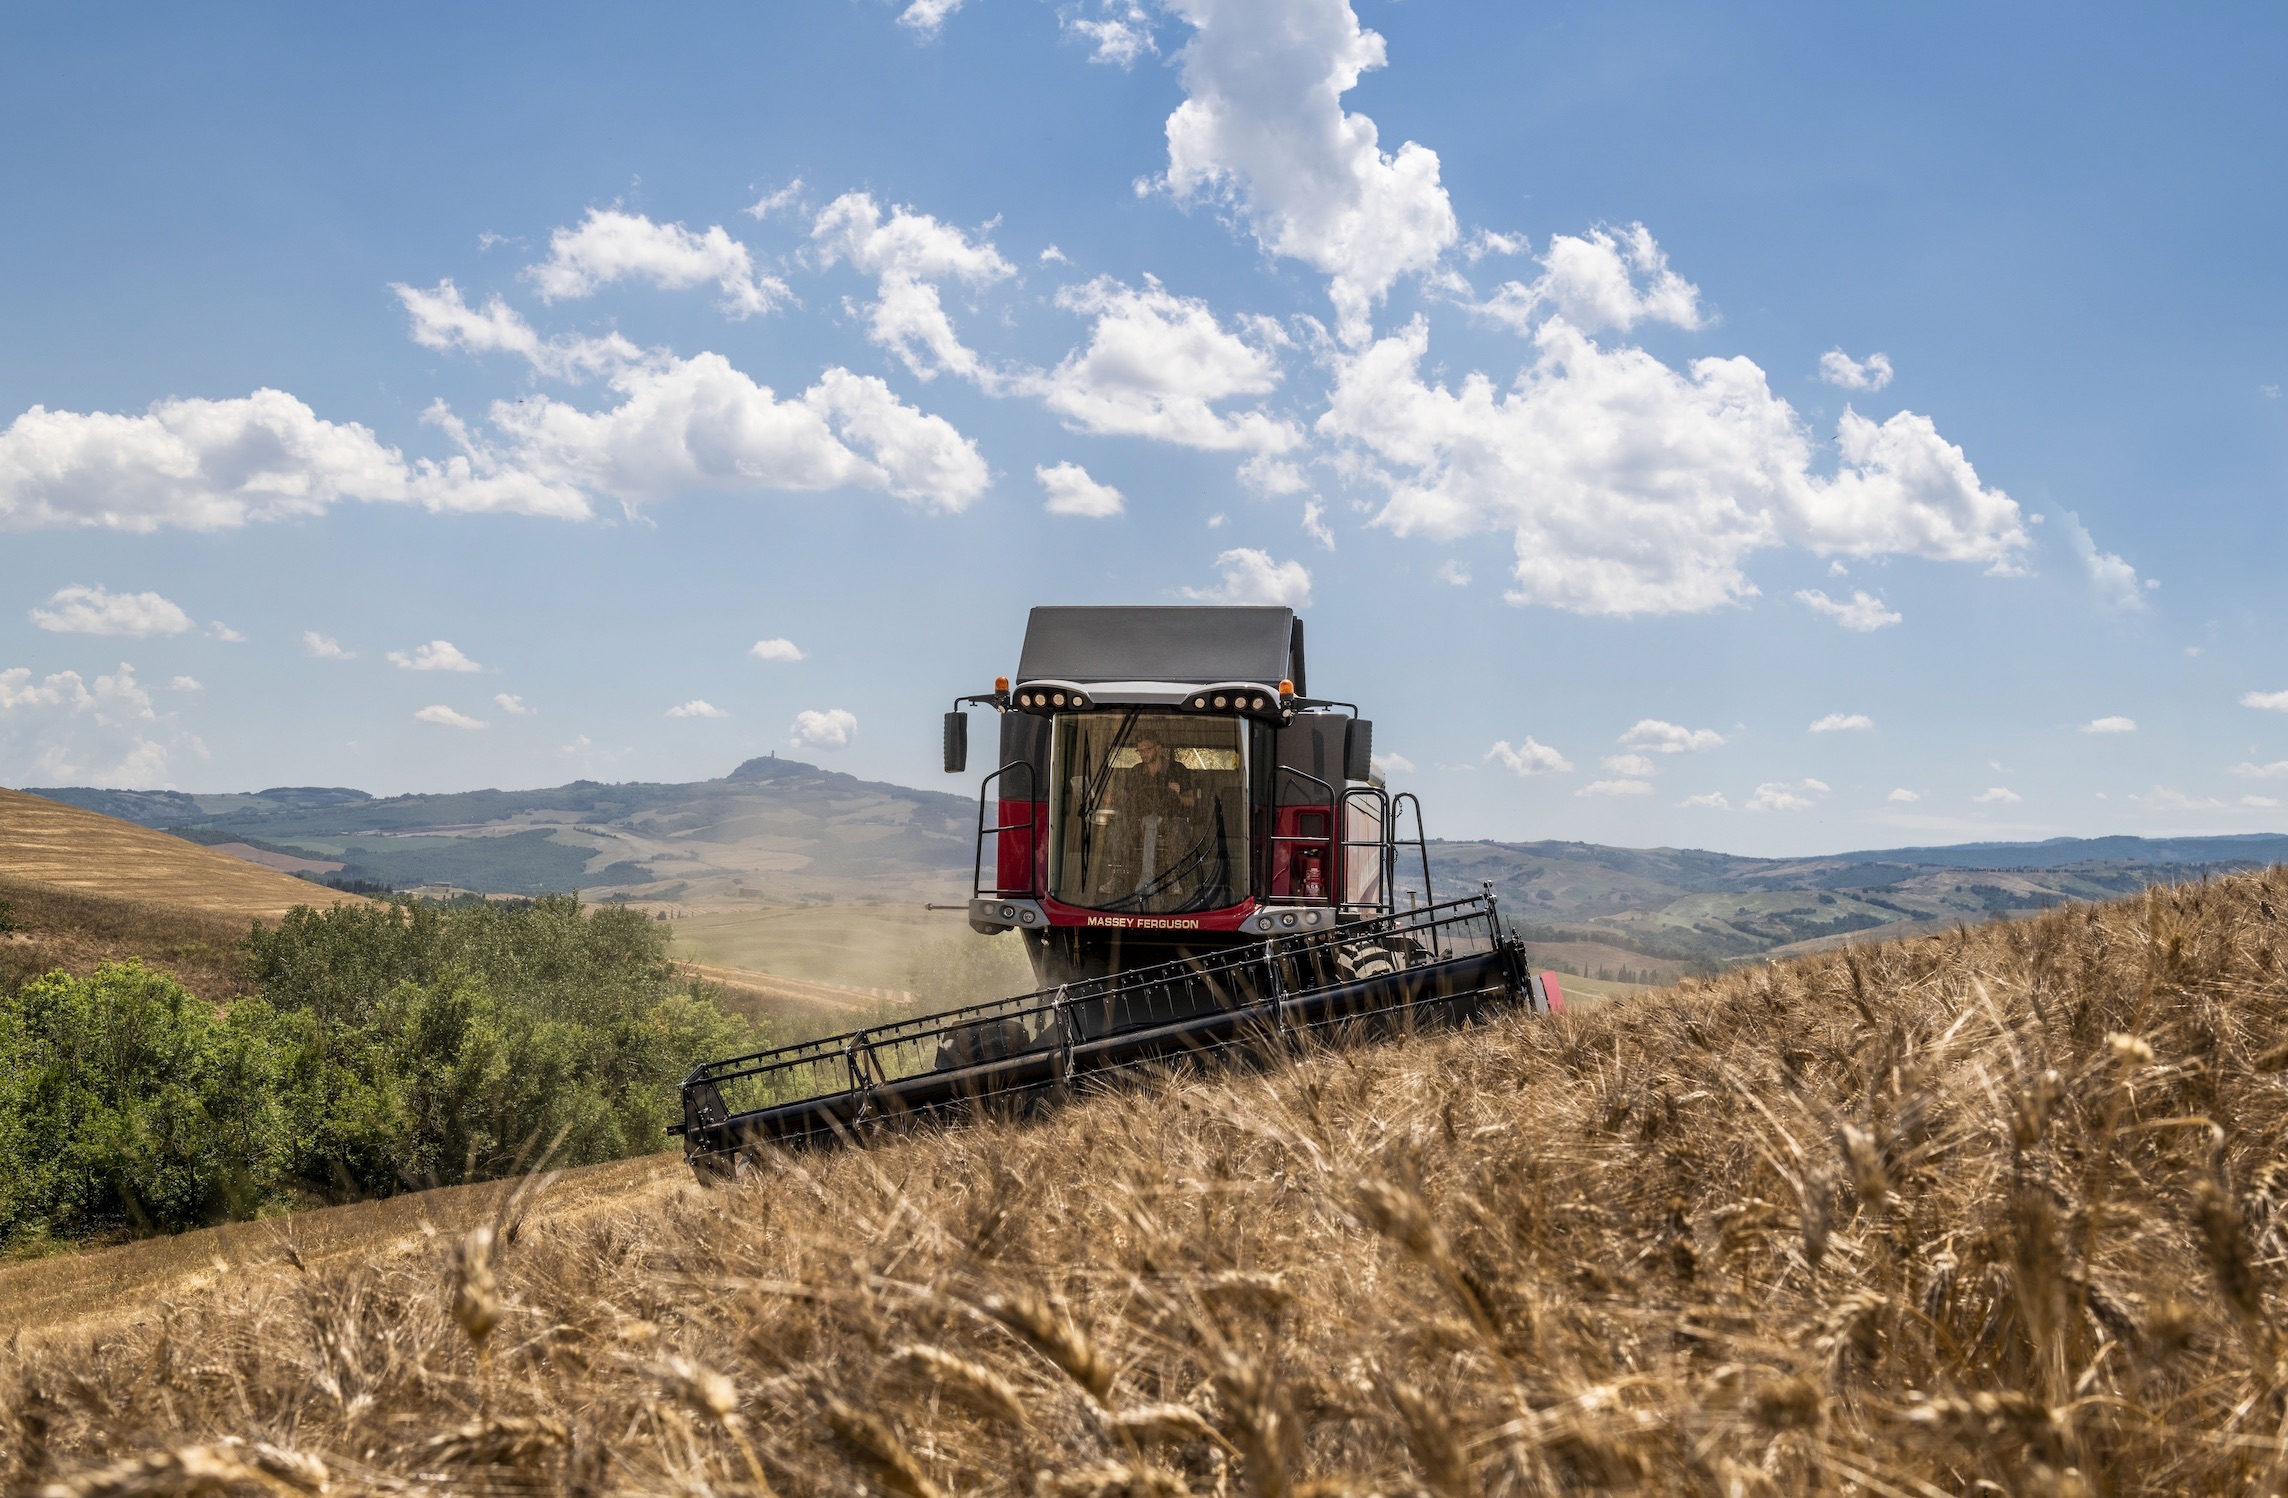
7;869;2288;1496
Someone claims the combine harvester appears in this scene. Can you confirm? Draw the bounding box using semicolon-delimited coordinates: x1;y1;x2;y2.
674;606;1562;1177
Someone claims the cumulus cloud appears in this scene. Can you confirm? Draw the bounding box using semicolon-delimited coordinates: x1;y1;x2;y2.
1577;778;1651;798
2245;795;2282;809
744;179;804;220
0;387;589;532
1810;713;1875;733
486;354;989;514
206;621;247;643
749;637;805;662
2243;690;2288;712
303;632;354;660
1472;226;1703;336
0;661;200;787
2058;510;2149;612
1034;277;1298;453
1183;548;1312;606
667;699;726;719
1322;318;2028;616
1679;791;1730;809
1485;738;1572;776
897;0;963;35
1371;751;1414;776
791;707;858;749
1065;2;1157;65
495;693;534;716
811;193;1015;382
2082;715;2137;734
1747;778;1829;813
170;676;201;692
413;704;487;730
1888;788;1920;803
1819;350;1894;391
389;640;483;673
525;209;786;319
394;279;641;381
1603;753;1657;777
1619;719;1725;755
1158;0;1458;343
1037;461;1126;518
29;585;192;638
1797;588;1903;632
2231;760;2288;779
1973;786;2022;805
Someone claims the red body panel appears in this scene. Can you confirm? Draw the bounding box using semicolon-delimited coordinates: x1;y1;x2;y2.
1265;803;1337;903
1538;971;1566;1014
991;799;1047;895
1039;895;1263;932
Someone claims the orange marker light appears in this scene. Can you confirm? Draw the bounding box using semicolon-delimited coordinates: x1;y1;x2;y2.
994;675;1010;692
1277;678;1295;697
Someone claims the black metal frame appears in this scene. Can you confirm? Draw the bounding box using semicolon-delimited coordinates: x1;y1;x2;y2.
1261;763;1339;908
971;762;1039;899
1390;791;1434;908
672;891;1529;1163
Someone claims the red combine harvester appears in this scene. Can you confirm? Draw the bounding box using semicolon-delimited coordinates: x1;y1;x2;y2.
674;606;1559;1175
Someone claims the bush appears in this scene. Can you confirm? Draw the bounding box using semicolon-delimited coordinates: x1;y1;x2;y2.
0;896;17;933
0;897;758;1249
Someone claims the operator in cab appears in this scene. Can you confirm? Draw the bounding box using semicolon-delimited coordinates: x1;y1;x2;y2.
1127;734;1197;822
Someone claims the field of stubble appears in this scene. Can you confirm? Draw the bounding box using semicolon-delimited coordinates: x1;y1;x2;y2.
8;869;2288;1497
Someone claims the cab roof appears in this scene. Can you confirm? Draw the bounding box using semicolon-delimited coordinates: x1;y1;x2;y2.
1015;606;1305;694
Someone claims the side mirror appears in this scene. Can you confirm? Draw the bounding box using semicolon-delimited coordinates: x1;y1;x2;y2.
1345;719;1374;782
943;710;969;774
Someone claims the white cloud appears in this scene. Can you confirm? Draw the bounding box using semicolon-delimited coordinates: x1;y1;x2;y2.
1039;245;1069;265
1746;779;1828;813
206;621;247;643
1619;719;1725;755
1183;548;1312;606
667;699;727;719
1973;786;2022;805
1809;713;1875;733
744;178;804;220
525;209;786;319
2131;787;2223;812
1322;318;2028;615
1887;788;1920;803
0;661;200;787
791;707;858;749
811;193;1015;382
494;693;534;716
1435;560;1469;586
1818;350;1894;392
1679;791;1730;809
389;640;483;673
1796;588;1903;631
2241;689;2288;712
1159;0;1458;343
488;354;989;514
2246;795;2282;809
29;584;192;638
0;387;590;531
1371;751;1414;775
1037;461;1126;518
1485;738;1572;776
1066;2;1157;66
2058;510;2147;612
2231;760;2288;779
2081;715;2137;734
170;676;201;692
1602;753;1657;776
1035;277;1298;453
897;0;963;35
1472;225;1703;336
393;279;641;382
413;704;487;730
303;632;354;660
749;637;805;663
1577;778;1651;798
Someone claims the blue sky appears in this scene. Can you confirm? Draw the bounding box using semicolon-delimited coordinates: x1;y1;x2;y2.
2;1;2283;857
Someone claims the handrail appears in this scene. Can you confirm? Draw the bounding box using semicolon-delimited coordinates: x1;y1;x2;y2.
1390;791;1433;911
973;761;1039;898
1262;763;1338;907
1337;783;1392;918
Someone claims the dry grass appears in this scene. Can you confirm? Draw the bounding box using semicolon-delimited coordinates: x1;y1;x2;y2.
8;870;2288;1495
0;787;375;1001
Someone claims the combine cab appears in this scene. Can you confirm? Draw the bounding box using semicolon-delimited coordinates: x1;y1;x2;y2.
674;606;1559;1175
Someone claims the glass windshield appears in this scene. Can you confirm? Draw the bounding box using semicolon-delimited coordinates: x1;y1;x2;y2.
1050;711;1248;914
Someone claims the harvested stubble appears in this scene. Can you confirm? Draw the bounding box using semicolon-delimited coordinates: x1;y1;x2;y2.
9;871;2288;1496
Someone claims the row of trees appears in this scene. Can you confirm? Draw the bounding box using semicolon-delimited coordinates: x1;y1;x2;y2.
0;897;755;1250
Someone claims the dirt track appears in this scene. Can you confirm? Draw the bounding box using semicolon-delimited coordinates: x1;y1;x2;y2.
0;1151;691;1337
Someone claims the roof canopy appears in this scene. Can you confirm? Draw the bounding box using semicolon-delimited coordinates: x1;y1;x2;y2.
1016;606;1304;693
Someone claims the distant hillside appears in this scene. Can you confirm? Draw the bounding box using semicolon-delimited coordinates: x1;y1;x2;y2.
27;756;976;903
22;766;2282;970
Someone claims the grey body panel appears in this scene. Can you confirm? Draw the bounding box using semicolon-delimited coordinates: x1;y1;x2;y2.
1017;607;1304;693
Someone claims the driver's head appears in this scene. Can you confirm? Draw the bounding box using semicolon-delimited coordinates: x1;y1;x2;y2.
1136;737;1165;763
